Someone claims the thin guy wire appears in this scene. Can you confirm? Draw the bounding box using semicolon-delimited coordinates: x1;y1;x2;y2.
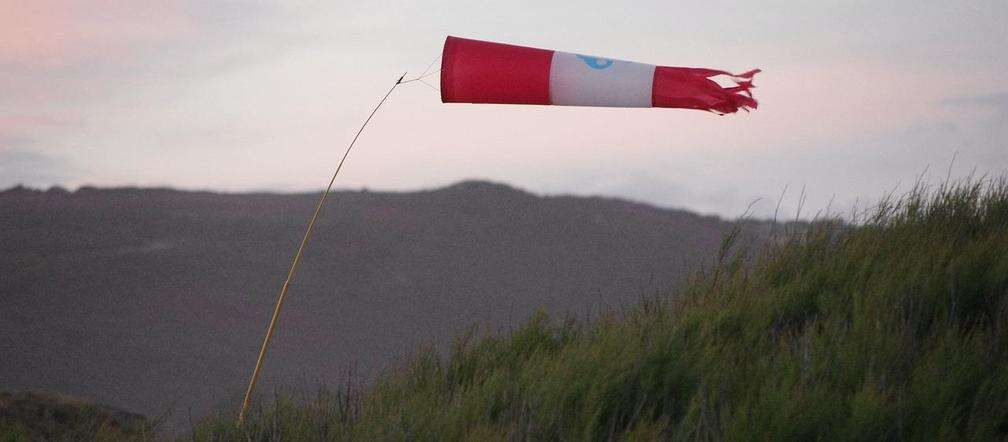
402;69;441;83
401;54;440;83
417;78;440;93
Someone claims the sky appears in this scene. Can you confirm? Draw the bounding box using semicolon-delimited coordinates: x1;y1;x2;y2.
2;1;1007;219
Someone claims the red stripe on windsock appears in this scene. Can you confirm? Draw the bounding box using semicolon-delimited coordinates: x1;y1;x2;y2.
441;36;554;105
652;67;759;114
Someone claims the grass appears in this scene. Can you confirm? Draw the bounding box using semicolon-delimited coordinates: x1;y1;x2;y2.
198;177;1008;439
0;391;156;442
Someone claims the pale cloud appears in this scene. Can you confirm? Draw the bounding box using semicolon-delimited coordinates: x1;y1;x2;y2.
0;114;82;152
942;93;1008;118
0;148;74;186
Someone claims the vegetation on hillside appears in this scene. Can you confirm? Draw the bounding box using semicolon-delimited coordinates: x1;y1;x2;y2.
191;177;1008;440
0;391;154;441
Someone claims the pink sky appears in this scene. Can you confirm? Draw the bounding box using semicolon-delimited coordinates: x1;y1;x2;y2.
2;1;1006;218
0;1;195;65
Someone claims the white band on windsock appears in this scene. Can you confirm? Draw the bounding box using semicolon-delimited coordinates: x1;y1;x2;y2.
548;51;656;108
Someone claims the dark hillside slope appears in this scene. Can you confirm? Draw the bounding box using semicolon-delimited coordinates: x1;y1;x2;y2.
0;390;152;441
199;179;1008;440
0;181;750;427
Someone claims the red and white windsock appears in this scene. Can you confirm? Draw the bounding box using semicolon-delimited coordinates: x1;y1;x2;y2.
440;36;759;114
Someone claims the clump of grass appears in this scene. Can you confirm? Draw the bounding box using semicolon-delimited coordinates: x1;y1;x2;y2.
0;391;156;442
198;177;1008;440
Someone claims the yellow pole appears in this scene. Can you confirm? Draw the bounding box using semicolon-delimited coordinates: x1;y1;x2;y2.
238;74;405;425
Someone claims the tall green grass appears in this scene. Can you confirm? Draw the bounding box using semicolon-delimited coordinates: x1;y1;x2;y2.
197;178;1008;441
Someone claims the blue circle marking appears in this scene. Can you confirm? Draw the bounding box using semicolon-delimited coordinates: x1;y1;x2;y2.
576;54;614;70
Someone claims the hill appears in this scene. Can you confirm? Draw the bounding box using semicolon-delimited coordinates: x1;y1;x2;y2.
196;178;1008;440
0;181;756;429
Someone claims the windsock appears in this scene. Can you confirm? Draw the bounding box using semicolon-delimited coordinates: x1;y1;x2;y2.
440;36;759;114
